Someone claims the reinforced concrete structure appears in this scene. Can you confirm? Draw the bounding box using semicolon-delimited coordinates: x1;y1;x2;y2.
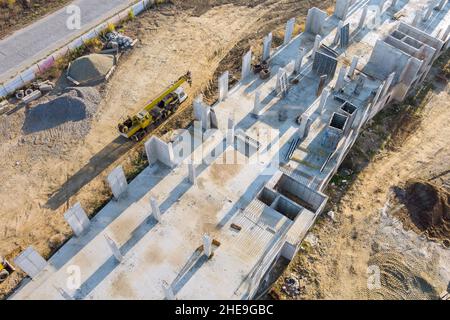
10;0;449;300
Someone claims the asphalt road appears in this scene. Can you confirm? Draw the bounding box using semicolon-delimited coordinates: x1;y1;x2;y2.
0;0;136;83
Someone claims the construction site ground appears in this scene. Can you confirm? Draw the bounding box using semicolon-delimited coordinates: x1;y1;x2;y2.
0;0;335;298
273;54;450;300
1;0;448;300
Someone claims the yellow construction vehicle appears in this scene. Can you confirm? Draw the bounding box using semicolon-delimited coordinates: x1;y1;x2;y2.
118;71;192;141
0;256;14;283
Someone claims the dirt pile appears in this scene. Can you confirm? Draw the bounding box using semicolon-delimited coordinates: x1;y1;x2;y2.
22;87;100;144
393;180;450;246
67;54;115;85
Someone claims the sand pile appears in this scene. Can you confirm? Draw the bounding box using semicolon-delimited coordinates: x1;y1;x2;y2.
394;180;450;246
22;87;100;144
67;54;115;85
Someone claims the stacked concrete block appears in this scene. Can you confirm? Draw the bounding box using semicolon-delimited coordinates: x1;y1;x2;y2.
334;0;351;20
241;50;253;80
305;7;327;35
262;33;273;61
284;18;296;45
145;136;176;168
64;202;90;237
107;165;127;200
14;247;47;279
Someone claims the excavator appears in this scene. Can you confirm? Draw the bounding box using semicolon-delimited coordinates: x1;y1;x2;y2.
118;71;192;141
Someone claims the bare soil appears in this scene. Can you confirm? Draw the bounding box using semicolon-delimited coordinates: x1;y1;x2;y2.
0;0;334;299
272;55;450;300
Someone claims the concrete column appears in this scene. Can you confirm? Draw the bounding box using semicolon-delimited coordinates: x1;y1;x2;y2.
348;57;359;78
412;10;423;26
227;117;235;146
391;0;398;8
262;32;273;61
64;202;90;237
312;35;322;59
14;247;47;280
252;90;261;116
188;162;196;185
423;5;433;21
276;68;288;96
381;72;395;98
379;0;386;12
437;0;447;10
295;48;306;74
333;20;344;45
297;114;309;139
284;18;296;45
241;50;252;80
358;5;368;29
150;197;161;222
372;82;384;106
442;25;450;42
317;75;327;96
334;0;350;20
319;88;330;114
104;234;124;263
107;166;127;200
335;66;348;91
56;287;74;300
163;281;175;300
203;234;213;257
218;71;229;102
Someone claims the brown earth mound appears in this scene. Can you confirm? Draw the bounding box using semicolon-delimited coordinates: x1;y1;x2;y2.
394;180;450;246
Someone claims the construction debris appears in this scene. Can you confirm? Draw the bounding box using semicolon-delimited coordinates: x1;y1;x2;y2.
281;274;302;297
104;31;137;51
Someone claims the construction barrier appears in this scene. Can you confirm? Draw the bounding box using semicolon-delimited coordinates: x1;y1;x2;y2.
0;0;155;99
